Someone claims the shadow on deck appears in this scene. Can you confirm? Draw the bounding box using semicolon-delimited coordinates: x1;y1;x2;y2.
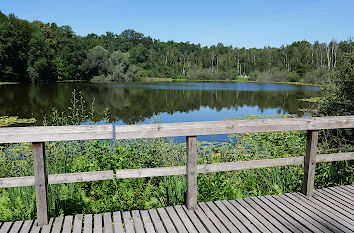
1;185;353;233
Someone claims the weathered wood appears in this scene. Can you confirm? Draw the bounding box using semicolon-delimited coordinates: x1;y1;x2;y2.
205;202;240;232
165;207;187;233
115;116;354;139
180;206;208;233
62;216;73;233
19;220;33;233
198;202;228;232
213;201;250;233
41;218;54;233
83;214;92;233
0;222;13;233
191;206;219;233
49;170;114;184
148;209;166;233
186;136;197;210
302;130;319;196
103;213;113;233
112;212;124;233
230;200;271;233
314;190;354;215
286;193;353;233
94;214;102;233
29;220;39;233
1;152;351;189
139;211;156;233
276;194;335;233
248;197;300;233
9;221;23;233
156;208;176;233
173;206;199;233
0;125;113;143
237;198;280;233
72;214;83;233
293;192;354;227
326;187;354;203
265;195;322;233
131;211;144;233
33;142;49;226
122;212;135;233
51;217;64;233
318;189;354;210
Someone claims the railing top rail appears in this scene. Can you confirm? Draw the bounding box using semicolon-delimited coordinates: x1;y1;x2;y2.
116;116;354;140
0;116;353;143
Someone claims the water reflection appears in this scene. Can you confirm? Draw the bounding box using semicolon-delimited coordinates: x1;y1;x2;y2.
0;82;321;125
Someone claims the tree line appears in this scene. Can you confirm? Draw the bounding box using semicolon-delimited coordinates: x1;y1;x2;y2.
0;11;353;83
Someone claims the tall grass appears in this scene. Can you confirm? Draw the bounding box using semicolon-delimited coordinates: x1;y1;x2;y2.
0;92;352;221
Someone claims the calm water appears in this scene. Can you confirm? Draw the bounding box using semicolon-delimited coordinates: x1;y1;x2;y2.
0;81;321;141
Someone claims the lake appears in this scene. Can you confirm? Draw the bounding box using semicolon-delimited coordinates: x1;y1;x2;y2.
0;81;321;141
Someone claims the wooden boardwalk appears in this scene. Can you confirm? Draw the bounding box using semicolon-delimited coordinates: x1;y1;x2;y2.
1;185;353;233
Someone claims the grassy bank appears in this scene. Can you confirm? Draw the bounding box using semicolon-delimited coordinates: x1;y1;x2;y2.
0;82;19;85
0;117;352;221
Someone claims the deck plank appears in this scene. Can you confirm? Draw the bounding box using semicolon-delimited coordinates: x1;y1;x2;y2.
112;212;124;233
73;214;83;233
1;222;13;233
9;221;23;233
52;217;64;233
94;214;102;233
279;193;344;232
172;206;198;233
205;202;240;232
103;213;113;233
122;212;135;233
248;197;302;233
156;208;177;233
148;209;166;233
83;214;93;233
62;216;73;233
314;191;354;216
220;200;260;233
131;211;144;233
29;220;39;233
192;205;220;233
229;200;271;233
180;206;208;233
41;218;54;233
19;220;33;233
243;198;291;233
140;210;156;233
165;207;188;233
288;193;354;233
270;195;331;233
320;188;354;208
263;195;320;232
334;186;354;198
342;185;354;193
198;202;228;233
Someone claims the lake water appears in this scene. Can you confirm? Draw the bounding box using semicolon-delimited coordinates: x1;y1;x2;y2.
0;81;321;141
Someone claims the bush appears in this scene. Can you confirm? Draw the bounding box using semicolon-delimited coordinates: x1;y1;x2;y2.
303;68;333;84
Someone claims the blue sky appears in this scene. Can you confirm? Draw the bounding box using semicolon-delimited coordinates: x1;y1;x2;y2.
1;0;353;48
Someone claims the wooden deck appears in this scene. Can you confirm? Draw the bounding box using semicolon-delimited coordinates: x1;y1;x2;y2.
1;185;353;233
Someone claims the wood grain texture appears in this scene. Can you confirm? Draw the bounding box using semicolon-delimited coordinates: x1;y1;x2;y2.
302;130;319;196
33;142;49;226
115;116;354;139
186;136;197;210
0;125;113;143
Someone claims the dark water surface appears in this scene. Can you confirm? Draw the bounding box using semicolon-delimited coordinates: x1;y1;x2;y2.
0;81;320;141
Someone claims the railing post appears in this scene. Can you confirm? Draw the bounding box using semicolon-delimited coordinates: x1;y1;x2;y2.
33;142;49;226
186;136;197;210
302;130;319;197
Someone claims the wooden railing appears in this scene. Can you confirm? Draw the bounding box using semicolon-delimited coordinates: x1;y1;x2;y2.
0;116;354;226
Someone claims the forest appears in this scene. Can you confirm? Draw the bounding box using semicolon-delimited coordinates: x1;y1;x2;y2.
1;11;353;84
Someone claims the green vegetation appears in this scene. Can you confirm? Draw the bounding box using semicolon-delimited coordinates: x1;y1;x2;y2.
0;107;352;220
0;116;36;127
1;11;353;83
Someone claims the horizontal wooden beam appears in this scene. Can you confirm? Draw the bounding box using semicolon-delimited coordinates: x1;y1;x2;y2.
115;116;354;139
0;125;113;143
115;152;353;178
0;152;352;188
0;170;114;188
